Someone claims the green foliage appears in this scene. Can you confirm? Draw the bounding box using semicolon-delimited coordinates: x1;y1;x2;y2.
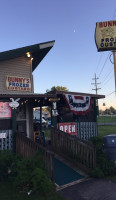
91;167;104;178
90;137;116;178
31;168;54;194
0;151;55;196
99;106;116;115
0;150;20;181
46;86;68;93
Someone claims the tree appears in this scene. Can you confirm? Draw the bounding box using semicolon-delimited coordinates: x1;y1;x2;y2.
46;86;68;93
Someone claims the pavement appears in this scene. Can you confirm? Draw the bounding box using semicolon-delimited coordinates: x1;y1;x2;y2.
59;178;116;200
98;122;116;126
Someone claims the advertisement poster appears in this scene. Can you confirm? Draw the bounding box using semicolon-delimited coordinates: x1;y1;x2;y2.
0;102;12;118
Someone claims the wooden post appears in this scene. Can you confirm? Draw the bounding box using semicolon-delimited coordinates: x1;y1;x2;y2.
12;108;16;153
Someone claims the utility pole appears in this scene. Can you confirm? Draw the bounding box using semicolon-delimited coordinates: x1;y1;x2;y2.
91;73;101;95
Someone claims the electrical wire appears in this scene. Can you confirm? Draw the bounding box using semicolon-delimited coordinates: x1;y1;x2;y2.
95;53;103;74
112;8;116;19
102;74;114;87
106;91;115;97
98;52;110;78
102;68;113;84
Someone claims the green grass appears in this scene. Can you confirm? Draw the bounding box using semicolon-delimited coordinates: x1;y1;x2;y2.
0;180;65;200
97;116;116;123
98;125;116;137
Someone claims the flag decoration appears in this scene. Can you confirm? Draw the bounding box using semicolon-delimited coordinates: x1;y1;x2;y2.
63;94;91;115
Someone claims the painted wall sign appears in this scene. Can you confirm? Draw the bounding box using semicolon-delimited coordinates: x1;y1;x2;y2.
95;20;116;51
58;122;77;136
0;102;12;118
63;94;91;115
6;76;31;91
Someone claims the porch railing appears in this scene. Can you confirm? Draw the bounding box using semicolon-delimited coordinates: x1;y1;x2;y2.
16;132;54;181
51;127;96;173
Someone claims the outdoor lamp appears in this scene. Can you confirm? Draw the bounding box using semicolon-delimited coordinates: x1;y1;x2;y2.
26;52;31;58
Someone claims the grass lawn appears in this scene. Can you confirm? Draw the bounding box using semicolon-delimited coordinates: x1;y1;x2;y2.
0;180;65;200
97;116;116;123
98;125;116;137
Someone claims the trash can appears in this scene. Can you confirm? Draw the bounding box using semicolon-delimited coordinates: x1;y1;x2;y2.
103;134;116;163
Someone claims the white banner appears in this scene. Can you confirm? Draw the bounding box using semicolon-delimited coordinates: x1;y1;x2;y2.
63;94;91;115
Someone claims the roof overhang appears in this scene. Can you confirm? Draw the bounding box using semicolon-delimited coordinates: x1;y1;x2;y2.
0;40;55;71
47;90;105;99
0;93;57;107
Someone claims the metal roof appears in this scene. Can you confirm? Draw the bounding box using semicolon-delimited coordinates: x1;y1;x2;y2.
48;90;105;99
0;92;56;99
0;40;55;71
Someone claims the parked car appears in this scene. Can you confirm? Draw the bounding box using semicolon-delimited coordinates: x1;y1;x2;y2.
48;120;51;127
36;118;47;124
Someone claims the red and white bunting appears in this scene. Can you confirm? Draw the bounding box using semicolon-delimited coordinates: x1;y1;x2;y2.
63;94;91;115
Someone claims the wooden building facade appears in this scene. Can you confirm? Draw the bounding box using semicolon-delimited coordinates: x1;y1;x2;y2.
0;41;55;150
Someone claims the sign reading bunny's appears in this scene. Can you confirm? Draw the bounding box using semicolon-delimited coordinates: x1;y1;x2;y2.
95;20;116;51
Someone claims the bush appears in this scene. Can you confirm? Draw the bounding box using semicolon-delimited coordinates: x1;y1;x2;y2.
0;150;55;195
90;137;116;178
0;150;19;181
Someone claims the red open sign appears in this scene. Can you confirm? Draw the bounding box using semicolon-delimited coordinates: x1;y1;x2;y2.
58;122;77;136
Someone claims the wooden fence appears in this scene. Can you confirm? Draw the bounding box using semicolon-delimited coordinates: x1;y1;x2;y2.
51;127;96;173
16;132;54;181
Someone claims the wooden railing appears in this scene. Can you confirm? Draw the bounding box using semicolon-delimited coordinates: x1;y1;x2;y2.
16;132;54;181
51;127;96;173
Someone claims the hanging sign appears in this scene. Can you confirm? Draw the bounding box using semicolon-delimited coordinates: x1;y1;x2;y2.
58;122;77;136
0;102;12;118
6;76;31;91
63;94;91;115
95;20;116;51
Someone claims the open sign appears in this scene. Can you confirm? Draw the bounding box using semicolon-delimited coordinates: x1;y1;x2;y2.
58;122;77;136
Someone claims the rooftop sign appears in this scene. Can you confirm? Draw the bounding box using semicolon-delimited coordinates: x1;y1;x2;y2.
95;20;116;51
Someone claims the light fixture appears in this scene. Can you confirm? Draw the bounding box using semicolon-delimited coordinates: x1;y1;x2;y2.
26;52;31;58
31;57;34;60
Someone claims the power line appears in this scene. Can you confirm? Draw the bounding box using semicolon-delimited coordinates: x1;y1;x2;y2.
102;74;114;87
95;53;103;74
106;91;115;97
98;53;110;78
102;69;113;83
112;8;116;19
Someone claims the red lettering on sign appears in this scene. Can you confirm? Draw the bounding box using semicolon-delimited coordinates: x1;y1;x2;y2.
58;122;77;136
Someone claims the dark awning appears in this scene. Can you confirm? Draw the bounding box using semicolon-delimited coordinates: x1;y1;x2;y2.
0;93;57;107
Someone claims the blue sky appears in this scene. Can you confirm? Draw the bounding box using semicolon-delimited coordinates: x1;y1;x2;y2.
0;0;116;109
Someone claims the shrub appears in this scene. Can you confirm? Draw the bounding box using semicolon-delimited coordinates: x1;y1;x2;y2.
0;150;55;195
90;137;116;178
0;150;19;181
